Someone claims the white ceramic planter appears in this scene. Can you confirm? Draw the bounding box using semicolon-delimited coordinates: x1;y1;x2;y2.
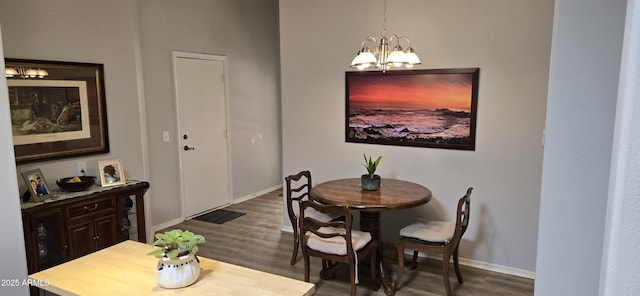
155;246;200;289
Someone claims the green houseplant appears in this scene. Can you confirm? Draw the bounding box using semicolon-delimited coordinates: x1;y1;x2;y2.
147;229;206;289
147;229;205;259
361;154;382;190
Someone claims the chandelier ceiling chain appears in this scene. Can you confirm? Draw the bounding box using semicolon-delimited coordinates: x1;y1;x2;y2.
382;0;388;34
350;0;421;73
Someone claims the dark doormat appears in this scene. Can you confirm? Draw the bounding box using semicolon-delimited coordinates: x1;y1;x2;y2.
193;209;246;224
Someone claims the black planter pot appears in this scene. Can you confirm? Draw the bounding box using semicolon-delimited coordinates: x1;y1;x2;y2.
361;174;381;191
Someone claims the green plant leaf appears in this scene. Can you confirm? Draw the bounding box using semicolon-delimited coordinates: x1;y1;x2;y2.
362;154;382;178
147;248;165;257
147;229;206;258
165;249;179;259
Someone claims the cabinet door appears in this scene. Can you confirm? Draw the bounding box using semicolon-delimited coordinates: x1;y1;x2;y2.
23;209;66;273
95;214;118;250
67;220;95;260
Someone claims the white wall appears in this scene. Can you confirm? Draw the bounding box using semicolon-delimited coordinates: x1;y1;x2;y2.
0;26;29;296
600;2;640;294
280;0;554;274
534;0;627;295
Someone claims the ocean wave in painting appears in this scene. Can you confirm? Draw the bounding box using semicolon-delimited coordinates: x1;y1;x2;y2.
348;107;471;144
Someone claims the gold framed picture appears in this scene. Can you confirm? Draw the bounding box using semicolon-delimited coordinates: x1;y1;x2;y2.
98;159;126;187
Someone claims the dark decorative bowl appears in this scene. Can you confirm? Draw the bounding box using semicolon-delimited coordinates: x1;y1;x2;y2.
56;176;97;192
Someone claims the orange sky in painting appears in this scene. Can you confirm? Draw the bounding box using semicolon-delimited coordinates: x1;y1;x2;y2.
348;73;474;111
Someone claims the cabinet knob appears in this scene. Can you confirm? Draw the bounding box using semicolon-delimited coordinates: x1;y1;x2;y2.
63;244;68;250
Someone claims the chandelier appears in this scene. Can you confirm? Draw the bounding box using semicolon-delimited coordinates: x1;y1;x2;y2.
5;66;49;78
350;0;421;73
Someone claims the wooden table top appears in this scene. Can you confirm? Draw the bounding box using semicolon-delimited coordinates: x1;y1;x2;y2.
28;240;315;296
310;178;432;210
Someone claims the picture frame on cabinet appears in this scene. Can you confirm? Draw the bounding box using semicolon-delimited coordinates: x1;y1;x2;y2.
21;168;53;202
98;159;126;187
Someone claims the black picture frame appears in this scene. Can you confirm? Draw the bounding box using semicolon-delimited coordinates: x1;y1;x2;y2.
345;68;479;150
5;58;109;163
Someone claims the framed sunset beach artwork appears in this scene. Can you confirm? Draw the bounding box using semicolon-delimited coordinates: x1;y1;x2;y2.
345;68;479;150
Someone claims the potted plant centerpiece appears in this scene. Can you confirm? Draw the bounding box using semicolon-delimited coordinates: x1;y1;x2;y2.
147;229;206;288
361;154;382;190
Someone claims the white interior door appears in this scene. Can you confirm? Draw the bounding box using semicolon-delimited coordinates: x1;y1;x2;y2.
173;52;231;218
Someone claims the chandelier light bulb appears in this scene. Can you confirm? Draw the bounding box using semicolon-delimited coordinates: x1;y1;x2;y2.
349;0;421;72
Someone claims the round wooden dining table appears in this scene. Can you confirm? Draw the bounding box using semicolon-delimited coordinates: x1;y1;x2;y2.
310;178;432;295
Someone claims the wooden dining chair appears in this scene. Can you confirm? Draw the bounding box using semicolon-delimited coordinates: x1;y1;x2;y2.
299;200;378;296
394;187;473;296
285;170;343;265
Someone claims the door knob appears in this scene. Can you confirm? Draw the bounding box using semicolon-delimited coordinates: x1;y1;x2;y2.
183;145;195;151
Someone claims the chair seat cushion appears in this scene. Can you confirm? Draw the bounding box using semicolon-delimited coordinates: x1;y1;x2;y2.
399;221;455;244
307;226;372;255
304;207;343;222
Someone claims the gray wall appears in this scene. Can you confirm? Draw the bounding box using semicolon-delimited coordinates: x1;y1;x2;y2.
2;0;638;291
0;0;282;234
280;0;554;274
535;0;628;295
0;1;147;212
137;0;282;225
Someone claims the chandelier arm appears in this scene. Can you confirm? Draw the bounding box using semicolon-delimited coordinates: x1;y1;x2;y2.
388;34;400;47
389;35;413;48
400;36;412;48
360;36;377;50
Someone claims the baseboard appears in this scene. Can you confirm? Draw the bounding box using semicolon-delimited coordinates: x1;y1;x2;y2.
460;257;535;279
402;250;536;280
280;224;536;279
151;217;184;234
233;185;283;204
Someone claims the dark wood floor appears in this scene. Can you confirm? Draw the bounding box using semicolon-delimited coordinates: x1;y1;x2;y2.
158;189;534;296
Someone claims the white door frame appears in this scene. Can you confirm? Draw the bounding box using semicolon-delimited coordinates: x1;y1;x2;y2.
171;51;233;219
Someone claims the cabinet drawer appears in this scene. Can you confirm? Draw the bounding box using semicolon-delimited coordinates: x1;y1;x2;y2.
66;197;116;221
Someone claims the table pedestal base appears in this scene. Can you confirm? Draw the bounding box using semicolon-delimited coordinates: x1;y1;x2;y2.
360;210;395;296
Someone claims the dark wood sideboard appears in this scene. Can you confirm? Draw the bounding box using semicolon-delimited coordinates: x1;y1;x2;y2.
20;181;149;279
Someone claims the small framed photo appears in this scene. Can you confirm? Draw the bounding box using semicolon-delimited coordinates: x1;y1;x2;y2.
21;168;53;202
98;159;126;187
